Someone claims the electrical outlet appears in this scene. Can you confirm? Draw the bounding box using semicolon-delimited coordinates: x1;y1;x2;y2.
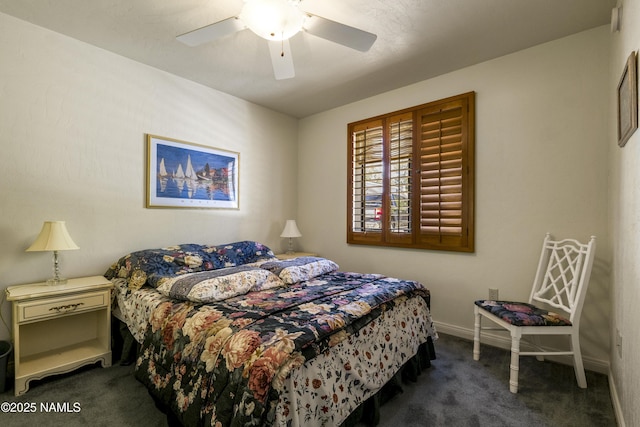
616;329;623;358
489;288;499;300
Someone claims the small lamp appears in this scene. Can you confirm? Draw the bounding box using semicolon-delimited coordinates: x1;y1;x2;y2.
26;221;79;285
280;219;301;254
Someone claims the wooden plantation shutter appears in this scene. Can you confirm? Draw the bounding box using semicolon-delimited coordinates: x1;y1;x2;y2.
386;112;413;245
417;94;474;251
349;120;384;244
348;92;474;252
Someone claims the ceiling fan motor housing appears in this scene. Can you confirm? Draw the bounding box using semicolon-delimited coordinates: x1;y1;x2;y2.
240;0;306;41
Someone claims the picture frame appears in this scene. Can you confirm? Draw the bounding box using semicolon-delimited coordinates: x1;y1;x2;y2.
617;51;638;147
146;134;239;209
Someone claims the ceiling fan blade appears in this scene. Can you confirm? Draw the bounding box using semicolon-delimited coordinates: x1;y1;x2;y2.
303;14;377;52
177;17;246;47
268;40;295;80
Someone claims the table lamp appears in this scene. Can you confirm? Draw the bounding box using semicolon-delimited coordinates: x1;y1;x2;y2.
280;220;301;254
26;221;79;285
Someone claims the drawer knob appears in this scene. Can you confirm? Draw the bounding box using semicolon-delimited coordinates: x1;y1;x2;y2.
49;302;84;313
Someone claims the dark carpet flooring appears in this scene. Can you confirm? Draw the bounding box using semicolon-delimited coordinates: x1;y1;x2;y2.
362;334;616;427
0;333;616;426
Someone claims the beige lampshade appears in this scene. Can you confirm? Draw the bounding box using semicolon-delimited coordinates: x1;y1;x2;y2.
280;220;302;238
26;221;79;252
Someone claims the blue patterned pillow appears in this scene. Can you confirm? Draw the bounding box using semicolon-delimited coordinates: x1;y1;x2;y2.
104;245;215;290
104;241;276;291
203;240;276;268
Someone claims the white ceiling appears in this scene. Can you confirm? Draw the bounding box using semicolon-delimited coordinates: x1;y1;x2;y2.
0;0;615;118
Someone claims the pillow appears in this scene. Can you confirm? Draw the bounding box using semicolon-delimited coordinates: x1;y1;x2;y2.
153;266;283;303
104;241;277;291
259;257;339;284
203;240;277;268
104;244;218;285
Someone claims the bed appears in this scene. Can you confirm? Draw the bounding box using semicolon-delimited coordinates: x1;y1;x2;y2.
105;240;437;427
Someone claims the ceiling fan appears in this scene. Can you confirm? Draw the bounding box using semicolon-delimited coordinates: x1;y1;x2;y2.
176;0;377;80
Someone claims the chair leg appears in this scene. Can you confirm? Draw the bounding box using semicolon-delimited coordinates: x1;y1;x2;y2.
473;306;481;361
509;333;521;393
571;333;587;388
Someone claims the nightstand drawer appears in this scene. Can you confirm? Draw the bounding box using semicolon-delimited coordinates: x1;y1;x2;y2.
17;290;109;323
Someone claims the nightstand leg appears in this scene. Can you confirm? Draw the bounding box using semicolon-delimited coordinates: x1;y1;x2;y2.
14;377;28;396
101;354;112;368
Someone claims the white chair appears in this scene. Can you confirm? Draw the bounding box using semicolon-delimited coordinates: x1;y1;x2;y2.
473;233;596;393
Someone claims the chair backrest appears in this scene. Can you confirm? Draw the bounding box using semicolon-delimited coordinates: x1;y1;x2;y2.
528;233;596;323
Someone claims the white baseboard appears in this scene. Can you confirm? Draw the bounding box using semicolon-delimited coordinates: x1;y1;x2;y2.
608;374;626;427
433;321;610;374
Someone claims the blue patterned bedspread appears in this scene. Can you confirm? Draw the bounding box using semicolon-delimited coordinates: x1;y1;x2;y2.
105;242;431;426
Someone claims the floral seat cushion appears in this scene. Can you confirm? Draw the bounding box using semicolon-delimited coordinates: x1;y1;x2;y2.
474;300;572;326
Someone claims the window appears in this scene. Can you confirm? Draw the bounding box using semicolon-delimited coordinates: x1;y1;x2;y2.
348;92;475;252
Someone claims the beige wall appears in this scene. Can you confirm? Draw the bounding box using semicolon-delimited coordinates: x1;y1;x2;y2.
609;0;640;425
298;26;611;368
0;12;299;341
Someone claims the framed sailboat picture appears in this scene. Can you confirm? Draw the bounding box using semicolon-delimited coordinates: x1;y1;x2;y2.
146;134;239;209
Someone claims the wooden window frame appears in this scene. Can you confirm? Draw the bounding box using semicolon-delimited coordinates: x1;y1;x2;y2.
347;92;475;252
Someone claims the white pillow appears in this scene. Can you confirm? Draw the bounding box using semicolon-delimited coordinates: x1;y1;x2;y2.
154;266;283;303
259;257;339;284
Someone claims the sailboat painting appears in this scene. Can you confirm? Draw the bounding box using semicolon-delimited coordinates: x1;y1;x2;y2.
146;134;239;209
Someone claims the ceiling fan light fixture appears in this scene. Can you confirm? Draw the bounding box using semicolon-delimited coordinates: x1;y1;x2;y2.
240;0;306;41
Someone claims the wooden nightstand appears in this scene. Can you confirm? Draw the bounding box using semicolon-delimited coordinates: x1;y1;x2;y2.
5;275;113;396
276;252;318;260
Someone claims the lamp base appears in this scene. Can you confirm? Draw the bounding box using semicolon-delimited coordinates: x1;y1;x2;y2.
286;237;296;254
47;250;68;285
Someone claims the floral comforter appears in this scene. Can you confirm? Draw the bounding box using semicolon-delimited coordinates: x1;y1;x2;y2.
105;241;433;427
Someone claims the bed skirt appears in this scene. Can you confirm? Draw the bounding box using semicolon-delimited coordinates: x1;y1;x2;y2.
341;338;436;426
113;320;434;427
